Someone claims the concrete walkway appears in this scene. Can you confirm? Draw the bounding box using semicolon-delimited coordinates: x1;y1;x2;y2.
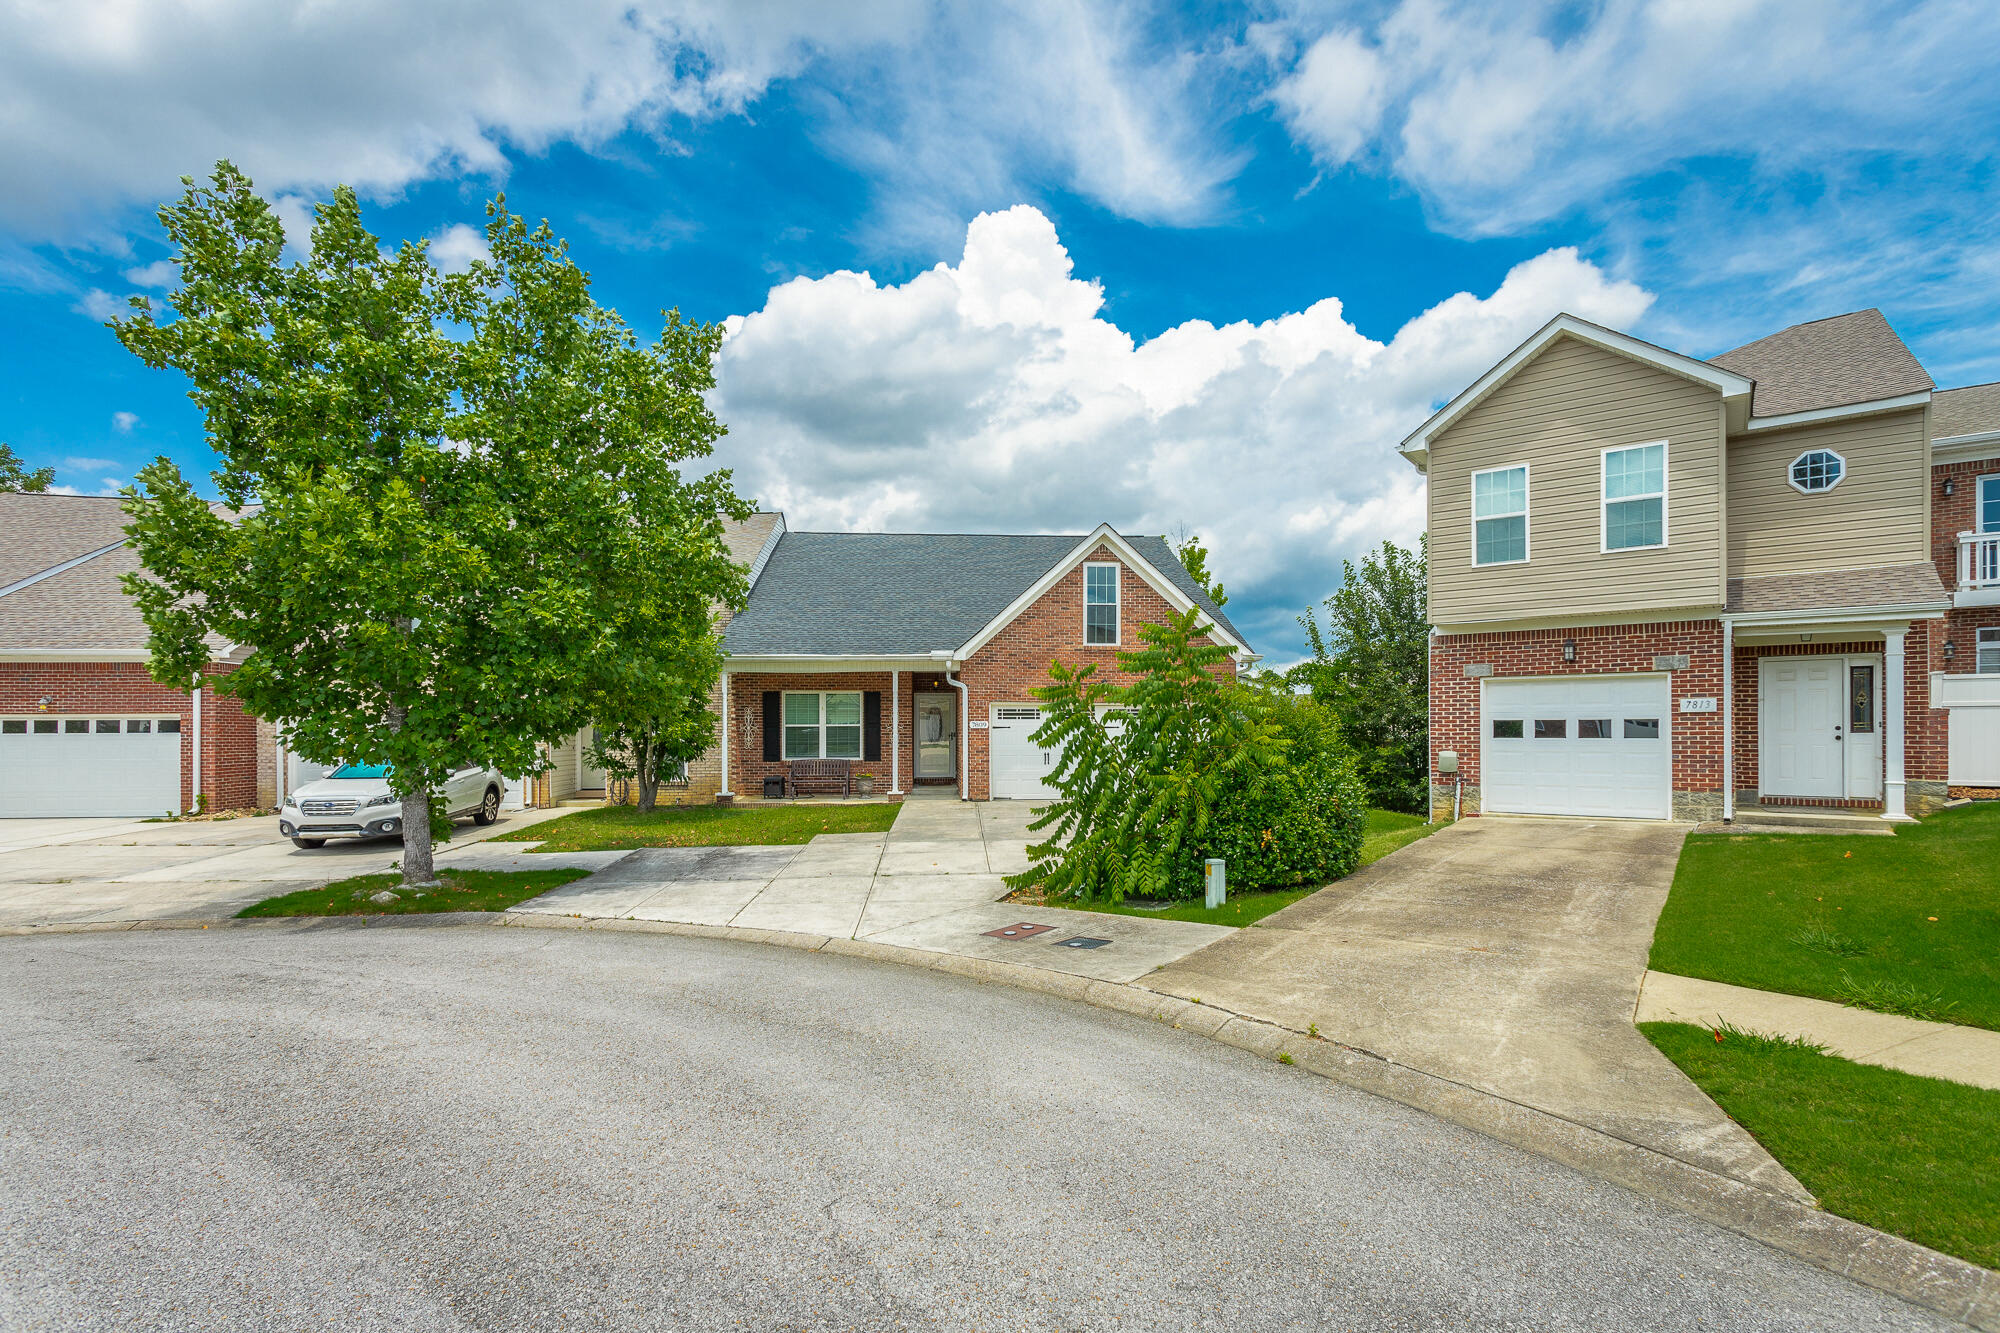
1639;970;2000;1091
514;798;1232;983
1147;816;1814;1201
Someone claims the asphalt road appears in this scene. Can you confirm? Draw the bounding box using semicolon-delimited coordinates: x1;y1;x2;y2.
0;921;1954;1332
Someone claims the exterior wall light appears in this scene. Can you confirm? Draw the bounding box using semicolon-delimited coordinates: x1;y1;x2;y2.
1562;637;1576;663
1944;478;1955;496
1944;639;1957;661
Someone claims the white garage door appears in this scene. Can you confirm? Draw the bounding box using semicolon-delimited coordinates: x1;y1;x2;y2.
0;717;183;817
1481;677;1671;820
988;704;1057;800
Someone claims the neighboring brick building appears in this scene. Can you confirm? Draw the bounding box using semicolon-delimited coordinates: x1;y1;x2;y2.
0;493;268;817
1403;309;2000;824
712;525;1251;802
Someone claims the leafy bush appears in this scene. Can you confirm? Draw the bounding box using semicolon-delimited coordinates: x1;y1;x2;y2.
1169;688;1367;894
1007;607;1366;904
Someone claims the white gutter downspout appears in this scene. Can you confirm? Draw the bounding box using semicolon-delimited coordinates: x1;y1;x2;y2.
1720;617;1734;823
948;668;970;801
191;676;204;814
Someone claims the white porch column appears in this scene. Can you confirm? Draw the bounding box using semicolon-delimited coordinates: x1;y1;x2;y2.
718;671;734;798
1882;630;1912;820
1720;618;1735;822
889;671;903;794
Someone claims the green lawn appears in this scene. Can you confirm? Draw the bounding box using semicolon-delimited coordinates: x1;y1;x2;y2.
1036;808;1441;928
1650;802;2000;1031
492;802;902;852
238;867;590;918
1642;1021;2000;1270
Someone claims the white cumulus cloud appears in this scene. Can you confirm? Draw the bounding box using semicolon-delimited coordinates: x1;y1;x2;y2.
712;205;1650;652
109;412;138;433
427;223;492;274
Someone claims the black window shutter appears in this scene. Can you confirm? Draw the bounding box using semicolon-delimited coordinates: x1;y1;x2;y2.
863;691;882;761
762;692;782;761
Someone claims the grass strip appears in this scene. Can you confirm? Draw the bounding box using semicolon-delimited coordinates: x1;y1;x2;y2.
494;802;901;852
238;868;590;918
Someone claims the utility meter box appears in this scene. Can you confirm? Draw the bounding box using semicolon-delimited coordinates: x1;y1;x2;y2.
1437;750;1459;775
1204;858;1226;909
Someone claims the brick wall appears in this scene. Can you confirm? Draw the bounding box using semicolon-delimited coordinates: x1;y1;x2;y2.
1932;454;2000;677
1428;620;1726;818
1730;636;1942;798
0;659;263;813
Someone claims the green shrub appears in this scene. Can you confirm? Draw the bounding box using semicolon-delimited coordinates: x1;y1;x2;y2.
1169;691;1367;895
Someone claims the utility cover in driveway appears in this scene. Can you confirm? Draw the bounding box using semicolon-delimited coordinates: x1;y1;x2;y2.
1054;937;1112;950
982;922;1055;939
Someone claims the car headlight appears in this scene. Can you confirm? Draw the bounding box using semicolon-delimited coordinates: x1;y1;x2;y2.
362;793;398;809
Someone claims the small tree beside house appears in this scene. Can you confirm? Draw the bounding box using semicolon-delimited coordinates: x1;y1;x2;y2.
112;162;746;888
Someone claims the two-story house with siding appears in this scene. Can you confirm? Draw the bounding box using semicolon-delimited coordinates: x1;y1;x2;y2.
1401;308;2000;824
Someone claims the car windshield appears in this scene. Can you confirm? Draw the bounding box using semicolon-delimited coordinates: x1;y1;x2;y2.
329;763;391;780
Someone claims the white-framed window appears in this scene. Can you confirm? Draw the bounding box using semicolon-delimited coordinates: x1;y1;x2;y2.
1789;448;1846;494
1084;562;1120;645
1979;627;2000;675
1602;441;1667;550
1472;464;1529;566
1979;474;2000;533
782;691;862;760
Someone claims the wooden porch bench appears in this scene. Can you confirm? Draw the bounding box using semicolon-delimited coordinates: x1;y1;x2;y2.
786;759;853;798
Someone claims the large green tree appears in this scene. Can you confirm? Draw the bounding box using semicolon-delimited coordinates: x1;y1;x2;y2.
1;443;55;492
1295;537;1429;813
112;162;746;886
584;624;726;813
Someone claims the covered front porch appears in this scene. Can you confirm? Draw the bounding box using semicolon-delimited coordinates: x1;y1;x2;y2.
1725;612;1940;821
717;655;968;803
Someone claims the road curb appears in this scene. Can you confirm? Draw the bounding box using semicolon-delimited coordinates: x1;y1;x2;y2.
11;908;1996;1328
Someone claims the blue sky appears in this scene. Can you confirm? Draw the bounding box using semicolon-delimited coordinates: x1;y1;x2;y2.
5;1;1999;660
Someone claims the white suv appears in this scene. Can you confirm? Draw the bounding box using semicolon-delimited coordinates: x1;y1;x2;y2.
279;763;506;849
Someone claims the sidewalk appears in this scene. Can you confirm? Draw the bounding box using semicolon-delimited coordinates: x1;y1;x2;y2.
1637;970;2000;1091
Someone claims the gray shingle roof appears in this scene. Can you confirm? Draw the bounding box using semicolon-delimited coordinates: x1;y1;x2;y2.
0;541;157;651
0;493;128;589
1933;381;2000;439
1725;563;1948;615
1709;309;1933;417
721;531;1245;656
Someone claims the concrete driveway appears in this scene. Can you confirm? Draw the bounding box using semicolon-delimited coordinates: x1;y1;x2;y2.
0;807;576;927
0;925;1949;1332
514;796;1233;983
1150;816;1812;1200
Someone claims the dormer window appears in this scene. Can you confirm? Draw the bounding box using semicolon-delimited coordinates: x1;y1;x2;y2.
1789;448;1845;494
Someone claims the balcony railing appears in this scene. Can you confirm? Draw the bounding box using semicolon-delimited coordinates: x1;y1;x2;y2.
1959;530;2000;592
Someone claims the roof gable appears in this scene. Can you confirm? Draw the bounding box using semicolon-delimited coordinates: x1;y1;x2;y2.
1399;314;1751;470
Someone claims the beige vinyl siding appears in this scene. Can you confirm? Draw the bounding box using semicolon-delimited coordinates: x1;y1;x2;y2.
1726;407;1928;577
1429;335;1726;626
544;730;579;802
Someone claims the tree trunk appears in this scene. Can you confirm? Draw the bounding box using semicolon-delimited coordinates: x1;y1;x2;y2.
400;788;439;888
635;736;659;813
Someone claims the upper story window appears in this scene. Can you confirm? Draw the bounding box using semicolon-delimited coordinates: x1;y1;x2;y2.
1788;448;1846;494
1472;465;1529;565
783;691;861;760
1602;442;1666;550
1084;563;1120;644
1980;627;2000;675
1980;474;2000;533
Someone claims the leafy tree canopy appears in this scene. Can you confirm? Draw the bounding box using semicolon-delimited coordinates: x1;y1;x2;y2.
112;162;748;883
1;443;55;492
585;625;725;813
1295;537;1429;813
1173;531;1227;607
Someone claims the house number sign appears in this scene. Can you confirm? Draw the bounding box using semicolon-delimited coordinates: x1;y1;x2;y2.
1678;697;1718;713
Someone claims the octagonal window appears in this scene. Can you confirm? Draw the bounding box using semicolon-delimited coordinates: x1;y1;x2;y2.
1789;448;1845;494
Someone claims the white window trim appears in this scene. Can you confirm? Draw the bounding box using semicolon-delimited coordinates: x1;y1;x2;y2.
1786;446;1848;496
1600;440;1669;553
1083;561;1121;646
1470;462;1531;567
1979;626;2000;675
1978;473;2000;533
780;690;863;760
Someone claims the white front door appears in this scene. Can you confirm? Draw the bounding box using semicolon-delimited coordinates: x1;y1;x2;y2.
1480;676;1672;819
915;694;955;780
988;704;1056;800
1759;656;1883;801
578;727;607;789
1759;658;1844;798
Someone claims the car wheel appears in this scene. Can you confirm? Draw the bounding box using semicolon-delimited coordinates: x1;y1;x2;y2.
473;787;501;826
292;837;327;850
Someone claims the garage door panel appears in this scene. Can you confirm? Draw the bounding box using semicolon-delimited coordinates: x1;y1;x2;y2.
1481;677;1670;820
0;720;182;817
